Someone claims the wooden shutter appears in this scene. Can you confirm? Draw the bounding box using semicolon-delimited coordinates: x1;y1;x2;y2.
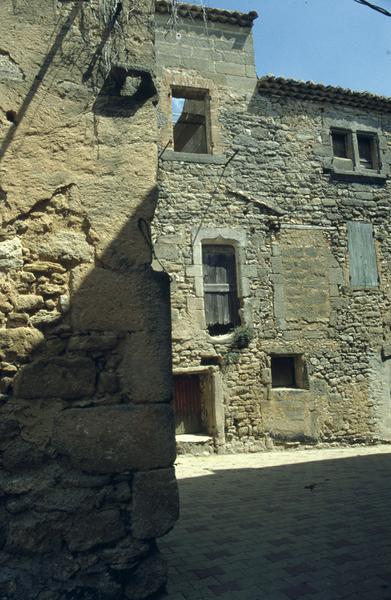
348;222;379;288
202;245;240;332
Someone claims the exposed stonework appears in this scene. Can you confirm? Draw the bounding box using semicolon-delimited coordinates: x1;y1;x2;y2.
0;1;178;598
153;5;391;453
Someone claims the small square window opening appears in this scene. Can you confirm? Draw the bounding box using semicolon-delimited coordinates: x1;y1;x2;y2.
357;134;377;170
331;129;353;170
271;355;309;389
271;356;296;388
172;88;210;154
332;131;349;159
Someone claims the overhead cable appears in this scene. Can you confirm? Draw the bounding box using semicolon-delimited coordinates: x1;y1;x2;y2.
354;0;391;17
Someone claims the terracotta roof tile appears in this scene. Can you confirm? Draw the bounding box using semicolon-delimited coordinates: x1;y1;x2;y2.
155;0;258;28
257;75;391;113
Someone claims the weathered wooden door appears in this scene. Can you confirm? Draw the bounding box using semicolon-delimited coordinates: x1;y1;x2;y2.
173;375;203;434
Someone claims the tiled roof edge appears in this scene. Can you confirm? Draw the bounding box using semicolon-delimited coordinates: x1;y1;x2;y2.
155;0;258;28
257;75;391;113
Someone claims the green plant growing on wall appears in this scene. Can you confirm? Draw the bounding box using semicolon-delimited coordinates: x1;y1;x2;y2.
225;351;240;365
232;325;253;349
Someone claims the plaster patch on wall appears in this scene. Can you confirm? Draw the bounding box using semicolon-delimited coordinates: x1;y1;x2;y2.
0;51;24;81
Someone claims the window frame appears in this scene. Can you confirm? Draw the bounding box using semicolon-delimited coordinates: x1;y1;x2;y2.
356;132;379;170
330;128;354;171
319;118;388;182
202;243;241;337
330;128;380;174
270;354;309;390
171;86;212;155
190;228;252;343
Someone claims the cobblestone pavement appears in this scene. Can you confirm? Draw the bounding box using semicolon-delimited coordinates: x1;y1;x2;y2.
158;445;391;600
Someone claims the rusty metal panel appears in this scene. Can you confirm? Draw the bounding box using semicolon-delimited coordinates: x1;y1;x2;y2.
173;375;202;434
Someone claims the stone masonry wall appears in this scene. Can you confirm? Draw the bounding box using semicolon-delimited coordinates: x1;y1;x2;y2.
153;12;391;451
0;1;178;598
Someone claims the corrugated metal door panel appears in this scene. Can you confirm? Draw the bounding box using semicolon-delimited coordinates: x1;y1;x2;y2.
174;375;202;434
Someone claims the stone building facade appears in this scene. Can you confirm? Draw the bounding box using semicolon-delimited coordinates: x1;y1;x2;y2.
0;1;178;598
153;2;391;452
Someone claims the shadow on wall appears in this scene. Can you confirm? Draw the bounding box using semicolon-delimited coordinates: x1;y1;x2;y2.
0;187;179;599
0;184;181;599
160;452;391;598
0;2;178;598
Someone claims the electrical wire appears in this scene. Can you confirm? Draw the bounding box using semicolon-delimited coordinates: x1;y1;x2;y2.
354;0;391;17
192;149;239;245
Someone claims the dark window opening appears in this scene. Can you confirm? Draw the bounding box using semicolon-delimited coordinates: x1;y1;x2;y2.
202;245;240;336
271;356;296;388
357;134;376;170
332;131;349;158
271;355;309;389
172;88;209;154
200;356;221;366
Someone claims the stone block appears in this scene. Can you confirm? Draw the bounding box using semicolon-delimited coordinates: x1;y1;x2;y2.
37;230;94;265
29;310;62;327
0;53;24;81
71;266;170;333
0;327;44;360
187;296;204;312
119;329;172;403
185;265;199;277
67;332;118;352
24;261;66;274
329;268;343;284
241;264;258;278
125;554;167;600
65;509;125;552
5;512;62;554
2;437;47;471
52;405;176;473
13;357;96;399
14;294;44;312
154;241;179;261
132;468;179;539
271;257;283;273
102;538;149;571
0;238;23;271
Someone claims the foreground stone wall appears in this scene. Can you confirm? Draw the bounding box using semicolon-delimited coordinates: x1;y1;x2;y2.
153;10;391;450
0;1;178;598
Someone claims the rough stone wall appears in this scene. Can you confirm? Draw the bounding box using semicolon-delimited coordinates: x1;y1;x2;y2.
153;12;391;451
0;1;178;598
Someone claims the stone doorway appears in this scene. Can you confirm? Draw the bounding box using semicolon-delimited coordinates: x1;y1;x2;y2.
174;374;203;434
173;367;225;451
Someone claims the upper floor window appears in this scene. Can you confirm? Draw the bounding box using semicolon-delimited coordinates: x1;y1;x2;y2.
330;129;380;173
202;244;240;336
357;133;378;170
172;87;210;154
332;131;351;159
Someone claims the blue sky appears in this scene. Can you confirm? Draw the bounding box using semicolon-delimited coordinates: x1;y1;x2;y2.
204;0;391;97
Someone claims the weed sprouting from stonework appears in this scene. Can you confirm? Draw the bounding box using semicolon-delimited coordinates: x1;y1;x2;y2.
98;0;122;74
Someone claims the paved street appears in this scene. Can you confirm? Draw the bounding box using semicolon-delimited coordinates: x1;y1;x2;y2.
159;445;391;600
